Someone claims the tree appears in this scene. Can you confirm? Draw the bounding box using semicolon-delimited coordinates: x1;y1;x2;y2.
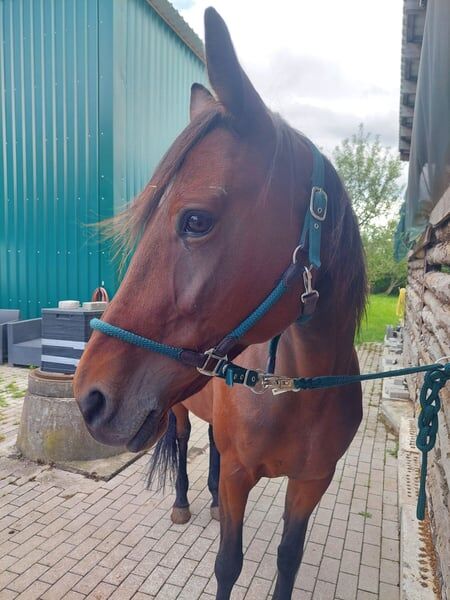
363;221;407;295
333;124;403;231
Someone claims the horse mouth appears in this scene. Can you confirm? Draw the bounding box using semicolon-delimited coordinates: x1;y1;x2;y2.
126;410;168;453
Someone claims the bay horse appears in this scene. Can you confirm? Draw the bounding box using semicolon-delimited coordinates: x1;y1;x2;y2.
74;8;367;599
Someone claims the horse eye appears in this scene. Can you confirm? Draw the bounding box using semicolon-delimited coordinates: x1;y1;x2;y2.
180;211;215;237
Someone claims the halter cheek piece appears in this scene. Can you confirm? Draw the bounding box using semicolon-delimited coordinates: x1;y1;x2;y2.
90;140;328;394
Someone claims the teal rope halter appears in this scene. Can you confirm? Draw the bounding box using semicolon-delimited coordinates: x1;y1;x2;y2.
91;136;327;370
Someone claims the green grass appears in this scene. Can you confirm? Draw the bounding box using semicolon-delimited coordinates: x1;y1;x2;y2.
357;294;399;344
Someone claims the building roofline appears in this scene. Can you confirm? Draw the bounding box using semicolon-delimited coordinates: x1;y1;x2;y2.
147;0;205;63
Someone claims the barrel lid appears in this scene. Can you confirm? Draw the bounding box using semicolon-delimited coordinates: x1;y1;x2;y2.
58;300;80;309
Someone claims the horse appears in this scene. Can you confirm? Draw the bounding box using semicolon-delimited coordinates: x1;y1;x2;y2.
74;8;367;599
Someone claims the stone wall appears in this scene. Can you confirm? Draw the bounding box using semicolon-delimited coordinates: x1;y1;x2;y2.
403;191;450;599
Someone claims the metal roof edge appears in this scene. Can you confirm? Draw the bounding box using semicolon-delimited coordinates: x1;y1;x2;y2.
146;0;205;63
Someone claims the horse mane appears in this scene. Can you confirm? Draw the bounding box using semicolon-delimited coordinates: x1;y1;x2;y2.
268;113;368;330
106;105;367;331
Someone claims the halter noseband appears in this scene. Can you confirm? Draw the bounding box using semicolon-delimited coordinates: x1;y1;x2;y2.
91;140;328;387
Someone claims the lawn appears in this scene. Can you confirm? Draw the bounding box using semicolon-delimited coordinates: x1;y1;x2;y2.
356;293;399;344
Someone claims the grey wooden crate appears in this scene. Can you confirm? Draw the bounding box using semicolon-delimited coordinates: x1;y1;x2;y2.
41;308;103;374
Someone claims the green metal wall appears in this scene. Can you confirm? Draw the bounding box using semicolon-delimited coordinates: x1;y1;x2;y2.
0;0;206;318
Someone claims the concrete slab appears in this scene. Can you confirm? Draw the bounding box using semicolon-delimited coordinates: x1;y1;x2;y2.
52;449;146;481
398;417;441;600
380;399;413;435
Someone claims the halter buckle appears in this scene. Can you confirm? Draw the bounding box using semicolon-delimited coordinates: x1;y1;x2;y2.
310;187;328;221
197;349;228;377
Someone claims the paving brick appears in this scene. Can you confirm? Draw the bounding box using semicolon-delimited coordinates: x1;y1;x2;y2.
302;541;323;566
139;565;172;595
63;593;85;600
0;570;18;590
133;550;164;577
39;557;78;585
340;550;360;576
41;572;82;600
177;574;209;599
243;575;272;600
361;542;380;568
381;537;399;561
308;523;328;545
329;517;347;539
358;564;379;594
109;573;145;600
296;563;319;592
313;579;336;599
85;582;116;599
71;565;110;595
380;558;399;585
379;582;400;599
323;535;344;559
14;581;50;600
8;563;48;593
336;572;358;599
193;550;216;578
317;556;340;585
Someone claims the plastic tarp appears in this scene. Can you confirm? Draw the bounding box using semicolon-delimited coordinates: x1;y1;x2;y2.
396;0;450;256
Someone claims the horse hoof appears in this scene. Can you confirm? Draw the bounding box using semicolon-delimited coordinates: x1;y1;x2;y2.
210;505;220;521
171;507;191;524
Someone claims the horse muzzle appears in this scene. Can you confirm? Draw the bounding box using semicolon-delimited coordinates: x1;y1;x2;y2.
76;387;168;452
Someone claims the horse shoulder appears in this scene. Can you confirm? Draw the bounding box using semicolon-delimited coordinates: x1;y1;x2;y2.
182;383;214;424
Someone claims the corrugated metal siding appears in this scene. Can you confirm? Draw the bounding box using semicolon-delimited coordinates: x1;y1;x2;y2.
97;0;207;291
0;0;101;318
111;0;207;210
0;0;206;317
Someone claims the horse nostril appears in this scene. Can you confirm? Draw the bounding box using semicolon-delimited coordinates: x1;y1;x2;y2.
80;389;107;426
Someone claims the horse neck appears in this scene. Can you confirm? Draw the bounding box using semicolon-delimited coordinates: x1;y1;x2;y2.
283;302;358;377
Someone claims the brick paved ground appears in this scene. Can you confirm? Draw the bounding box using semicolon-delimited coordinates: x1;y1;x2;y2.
0;344;400;599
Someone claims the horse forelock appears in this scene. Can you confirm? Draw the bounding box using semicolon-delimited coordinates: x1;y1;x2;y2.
267;114;368;331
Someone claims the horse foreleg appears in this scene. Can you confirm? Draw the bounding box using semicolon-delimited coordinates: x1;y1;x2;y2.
208;425;220;521
171;404;192;525
272;473;334;600
215;461;254;600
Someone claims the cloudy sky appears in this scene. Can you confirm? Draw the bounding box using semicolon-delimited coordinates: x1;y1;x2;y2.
172;0;404;157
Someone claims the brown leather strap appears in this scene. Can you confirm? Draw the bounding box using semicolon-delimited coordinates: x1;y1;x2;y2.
91;287;110;303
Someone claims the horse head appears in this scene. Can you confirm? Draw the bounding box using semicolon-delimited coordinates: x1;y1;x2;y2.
74;9;346;452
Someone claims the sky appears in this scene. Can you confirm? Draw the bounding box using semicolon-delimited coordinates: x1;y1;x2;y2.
172;0;404;158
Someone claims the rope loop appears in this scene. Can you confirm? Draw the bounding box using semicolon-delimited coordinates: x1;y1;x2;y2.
416;365;448;519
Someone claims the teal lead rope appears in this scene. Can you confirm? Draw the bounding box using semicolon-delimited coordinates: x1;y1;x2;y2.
205;360;450;521
415;363;450;519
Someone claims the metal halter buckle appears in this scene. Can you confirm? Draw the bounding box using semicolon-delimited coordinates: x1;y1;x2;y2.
310;187;328;221
301;266;319;304
197;349;228;377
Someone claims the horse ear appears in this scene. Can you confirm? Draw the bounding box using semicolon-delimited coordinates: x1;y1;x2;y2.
204;7;272;135
190;83;215;121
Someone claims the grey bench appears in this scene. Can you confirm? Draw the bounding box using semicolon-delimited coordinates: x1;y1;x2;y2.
7;318;42;367
0;309;20;363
